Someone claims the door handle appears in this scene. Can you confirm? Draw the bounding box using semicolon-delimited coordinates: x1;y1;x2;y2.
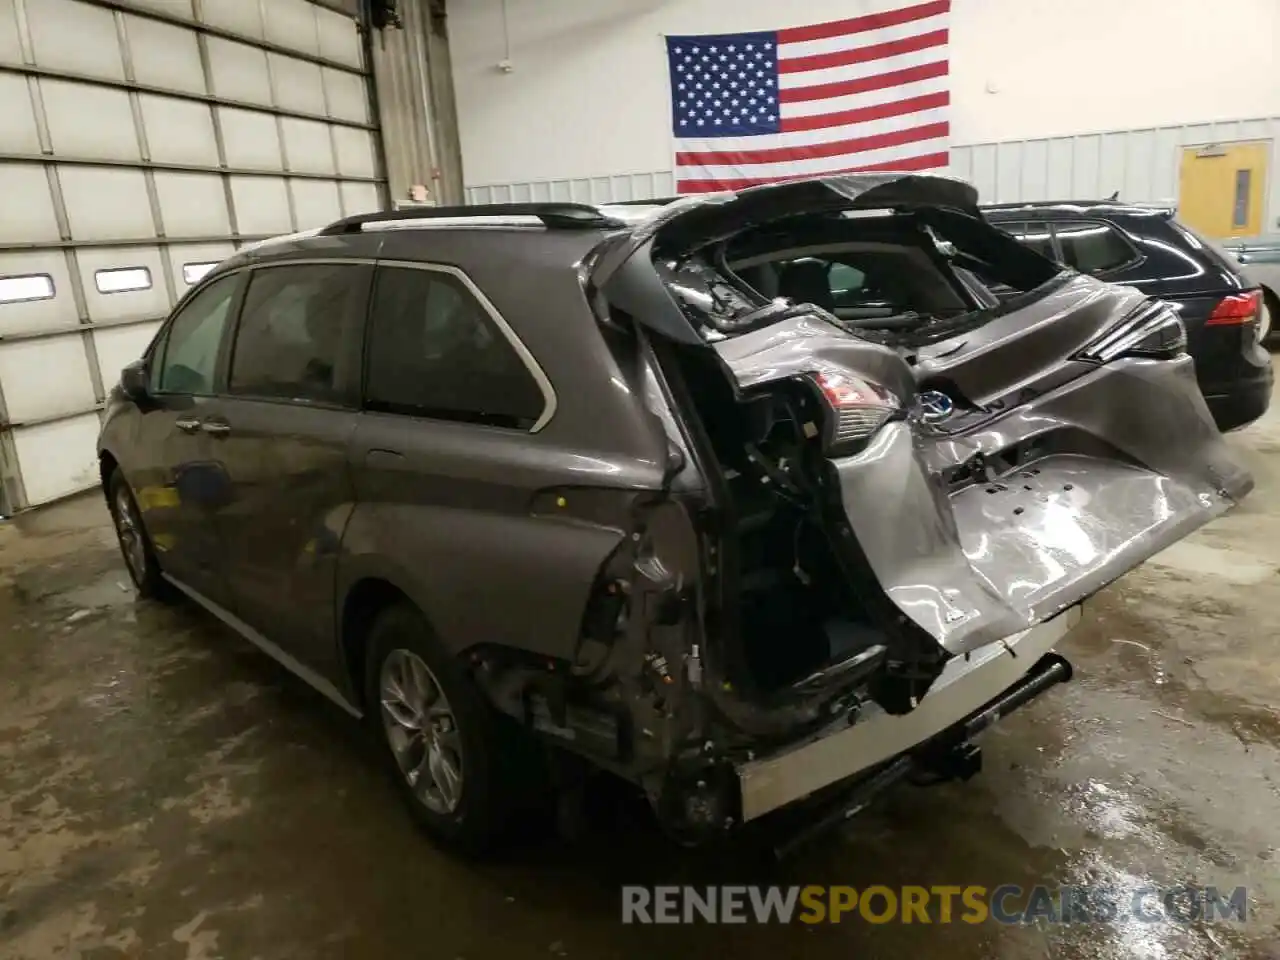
201;420;231;438
175;417;202;434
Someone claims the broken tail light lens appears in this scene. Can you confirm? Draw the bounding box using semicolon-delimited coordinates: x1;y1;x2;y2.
1076;299;1187;363
1205;289;1261;327
807;371;900;455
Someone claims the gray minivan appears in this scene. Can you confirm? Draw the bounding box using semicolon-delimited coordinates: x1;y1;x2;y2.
98;173;1252;855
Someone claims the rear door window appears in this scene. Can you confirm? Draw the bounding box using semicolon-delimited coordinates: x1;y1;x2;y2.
364;265;547;430
1053;220;1138;274
226;263;371;405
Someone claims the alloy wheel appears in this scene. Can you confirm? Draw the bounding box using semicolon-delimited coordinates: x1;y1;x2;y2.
113;485;147;584
379;648;465;814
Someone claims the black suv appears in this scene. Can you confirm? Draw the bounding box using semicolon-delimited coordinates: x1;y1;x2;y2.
97;174;1251;855
983;201;1274;431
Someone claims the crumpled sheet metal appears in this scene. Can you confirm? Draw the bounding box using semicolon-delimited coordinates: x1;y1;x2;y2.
718;323;1251;655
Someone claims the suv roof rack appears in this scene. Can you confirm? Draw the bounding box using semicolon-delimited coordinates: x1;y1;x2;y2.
604;197;681;206
318;203;627;235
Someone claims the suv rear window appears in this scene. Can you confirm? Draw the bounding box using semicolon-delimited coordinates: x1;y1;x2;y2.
364;265;545;430
1053;220;1138;274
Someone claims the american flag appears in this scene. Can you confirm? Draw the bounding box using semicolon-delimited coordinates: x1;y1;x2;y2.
665;0;951;193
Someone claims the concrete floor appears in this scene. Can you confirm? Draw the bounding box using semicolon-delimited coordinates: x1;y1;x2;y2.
3;401;1280;960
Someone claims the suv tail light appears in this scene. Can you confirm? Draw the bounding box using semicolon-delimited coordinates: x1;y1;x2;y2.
808;371;899;454
1206;290;1261;326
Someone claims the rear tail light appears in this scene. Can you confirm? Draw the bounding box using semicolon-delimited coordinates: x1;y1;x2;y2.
1206;290;1261;326
1076;299;1186;362
807;371;899;454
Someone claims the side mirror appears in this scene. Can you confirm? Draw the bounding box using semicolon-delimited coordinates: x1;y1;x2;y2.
120;359;151;403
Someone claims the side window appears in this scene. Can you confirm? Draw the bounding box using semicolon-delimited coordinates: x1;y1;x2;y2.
227;263;370;404
1053;220;1137;274
995;220;1056;260
154;274;239;395
365;266;546;430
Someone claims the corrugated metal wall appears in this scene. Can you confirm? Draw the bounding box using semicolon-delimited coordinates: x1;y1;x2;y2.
951;117;1280;227
464;116;1280;235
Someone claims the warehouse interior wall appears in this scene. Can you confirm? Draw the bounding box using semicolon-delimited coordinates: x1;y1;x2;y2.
449;0;1280;190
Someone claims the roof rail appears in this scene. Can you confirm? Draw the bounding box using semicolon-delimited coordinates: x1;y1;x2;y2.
318;203;626;235
604;197;681;206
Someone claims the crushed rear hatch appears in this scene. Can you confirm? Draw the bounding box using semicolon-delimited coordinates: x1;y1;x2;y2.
596;174;1252;666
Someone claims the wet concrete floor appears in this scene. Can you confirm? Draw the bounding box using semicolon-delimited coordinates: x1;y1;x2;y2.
4;401;1280;959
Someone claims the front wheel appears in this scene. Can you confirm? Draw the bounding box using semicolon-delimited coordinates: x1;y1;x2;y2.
106;468;173;601
365;603;543;855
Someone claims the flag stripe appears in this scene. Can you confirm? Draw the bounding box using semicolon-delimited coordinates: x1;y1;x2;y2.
776;0;949;44
778;27;947;74
779;60;947;103
779;89;948;133
676;150;950;193
782;74;947;118
776;45;945;90
776;12;947;59
676;107;949;155
676;120;948;169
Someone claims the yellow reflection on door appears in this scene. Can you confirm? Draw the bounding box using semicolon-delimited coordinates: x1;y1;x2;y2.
1178;141;1269;238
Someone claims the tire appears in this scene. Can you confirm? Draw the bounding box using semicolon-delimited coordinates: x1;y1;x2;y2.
1262;288;1279;348
106;467;174;601
364;603;540;855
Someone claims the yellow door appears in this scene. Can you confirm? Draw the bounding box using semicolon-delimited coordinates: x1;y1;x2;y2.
1178;141;1269;238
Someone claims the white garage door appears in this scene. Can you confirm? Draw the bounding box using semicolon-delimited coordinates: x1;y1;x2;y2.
0;0;384;513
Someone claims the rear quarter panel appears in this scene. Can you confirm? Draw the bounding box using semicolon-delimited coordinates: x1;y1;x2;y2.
339;230;676;663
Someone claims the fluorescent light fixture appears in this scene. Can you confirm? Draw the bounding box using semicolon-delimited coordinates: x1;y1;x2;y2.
0;274;55;303
95;267;151;294
182;262;218;284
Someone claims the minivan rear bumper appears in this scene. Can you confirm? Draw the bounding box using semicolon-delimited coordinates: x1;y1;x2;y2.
736;604;1082;822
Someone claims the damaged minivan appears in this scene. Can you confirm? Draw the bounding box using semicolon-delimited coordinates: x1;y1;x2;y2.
98;173;1252;855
